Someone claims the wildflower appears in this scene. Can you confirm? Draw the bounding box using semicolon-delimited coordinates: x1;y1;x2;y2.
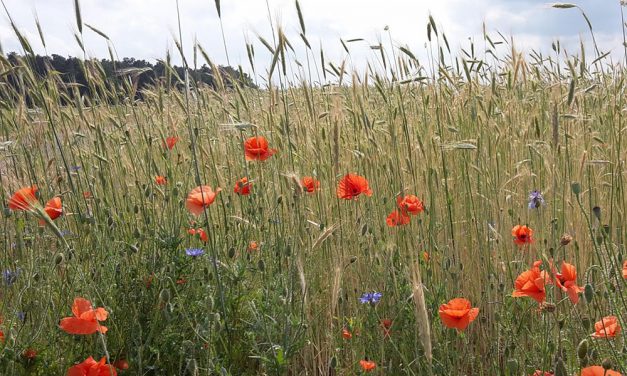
337;174;372;200
244;136;277;161
234;177;252;196
623;260;627;280
580;366;621;376
422;251;430;262
560;233;573;246
2;268;20;286
591;316;620;339
438;298;479;331
359;359;376;372
176;278;187;285
528;190;545;209
59;297;108;335
112;359;129;371
188;228;208;242
185;248;204;257
359;292;382;305
164;136;178;150
341;328;352;339
70;165;81;172
386;210;410;227
247;241;259;253
155;175;167;185
300;176;320;193
21;348;37;361
0;317;4;343
39;197;63;226
512;225;534;245
67;356;117;376
186;186;221;216
512;260;547;303
17;312;26;322
397;194;424;215
43;197;63;220
381;319;392;338
531;371;554;376
553;261;584;304
8;185;38;211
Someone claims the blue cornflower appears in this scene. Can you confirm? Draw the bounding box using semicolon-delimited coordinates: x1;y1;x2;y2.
2;268;20;286
70;165;81;171
185;248;205;257
528;190;545;209
359;292;382;305
17;312;26;322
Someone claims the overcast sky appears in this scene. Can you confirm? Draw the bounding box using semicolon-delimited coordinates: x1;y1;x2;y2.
1;0;625;79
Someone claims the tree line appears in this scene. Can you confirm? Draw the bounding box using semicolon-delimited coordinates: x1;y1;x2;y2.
0;53;256;106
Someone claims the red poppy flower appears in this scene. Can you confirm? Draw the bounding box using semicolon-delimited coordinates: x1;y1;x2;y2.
623;260;627;280
44;197;63;220
359;360;376;372
83;191;92;199
337;174;372;200
553;261;583;304
438;298;479;331
59;297;108;335
8;185;38;211
301;176;320;193
244;136;277;161
422;252;430;262
234;177;252;196
512;261;547;303
381;319;392;338
531;371;554;376
341;328;352;339
188;228;208;242
39;196;63;226
112;359;129;371
580;366;622;376
397;195;424;215
164;136;178;150
155;175;167;185
185;186;221;216
21;348;37;360
247;241;259;253
67;356;117;376
0;317;4;343
591;316;621;339
386;210;410;227
512;225;534;245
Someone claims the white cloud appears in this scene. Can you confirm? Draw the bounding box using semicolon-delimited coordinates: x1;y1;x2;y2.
1;0;624;81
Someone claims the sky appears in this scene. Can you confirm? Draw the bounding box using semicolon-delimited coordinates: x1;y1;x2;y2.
0;0;625;81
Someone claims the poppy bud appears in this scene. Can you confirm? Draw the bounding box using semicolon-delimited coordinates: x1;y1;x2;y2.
257;260;265;272
577;339;588;360
3;207;11;218
592;206;601;221
350;256;357;264
590;349;598;361
571;182;581;195
560;234;572;246
159;288;171;305
581;316;591;330
584;284;594;303
554;357;567;376
506;359;518;374
185;358;198;376
54;253;65;265
602;358;613;370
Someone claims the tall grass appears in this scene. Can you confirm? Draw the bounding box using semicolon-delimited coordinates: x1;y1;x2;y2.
0;1;626;374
